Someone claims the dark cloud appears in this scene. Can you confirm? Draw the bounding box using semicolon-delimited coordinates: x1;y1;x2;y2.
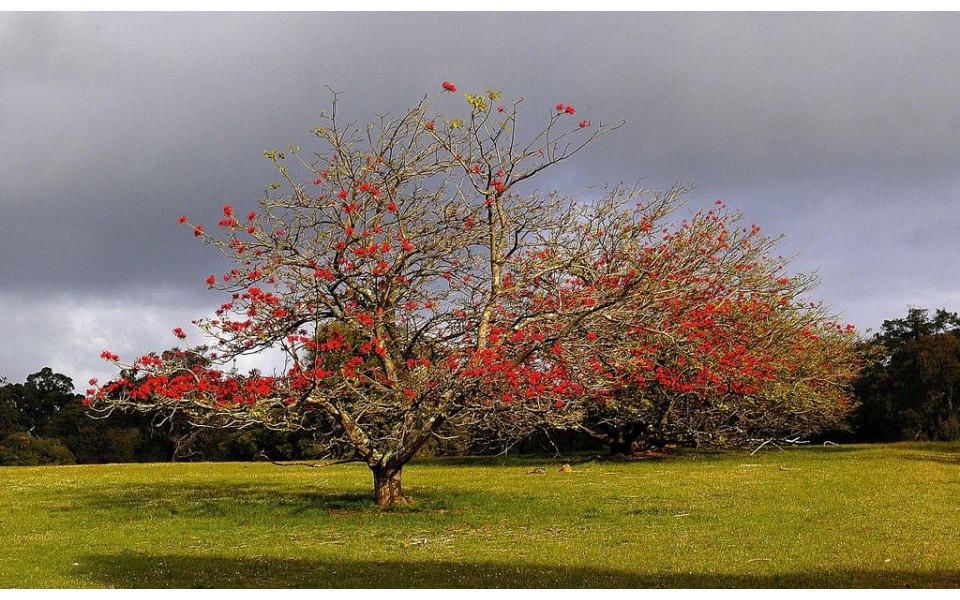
2;12;959;383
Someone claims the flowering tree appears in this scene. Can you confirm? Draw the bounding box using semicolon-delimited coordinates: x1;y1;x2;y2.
88;83;857;505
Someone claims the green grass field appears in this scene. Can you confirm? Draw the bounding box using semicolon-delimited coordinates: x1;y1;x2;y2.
1;442;958;588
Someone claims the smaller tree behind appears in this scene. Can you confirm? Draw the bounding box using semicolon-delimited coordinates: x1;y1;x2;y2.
556;202;860;453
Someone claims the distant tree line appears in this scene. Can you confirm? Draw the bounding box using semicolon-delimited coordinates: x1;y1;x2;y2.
852;307;960;442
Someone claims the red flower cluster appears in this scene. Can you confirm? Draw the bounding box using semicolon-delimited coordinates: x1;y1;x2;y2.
442;81;457;92
358;182;380;197
88;362;283;408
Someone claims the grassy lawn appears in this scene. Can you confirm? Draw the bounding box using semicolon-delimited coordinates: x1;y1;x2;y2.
1;441;958;588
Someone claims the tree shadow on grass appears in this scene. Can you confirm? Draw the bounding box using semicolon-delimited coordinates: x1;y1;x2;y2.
55;481;471;519
74;552;960;588
414;455;546;467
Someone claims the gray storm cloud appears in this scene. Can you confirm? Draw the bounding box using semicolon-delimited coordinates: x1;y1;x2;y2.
2;12;959;384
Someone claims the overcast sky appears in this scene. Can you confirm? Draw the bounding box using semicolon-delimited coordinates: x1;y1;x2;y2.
2;12;959;387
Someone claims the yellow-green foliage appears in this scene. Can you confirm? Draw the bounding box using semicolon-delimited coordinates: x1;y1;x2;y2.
1;442;958;588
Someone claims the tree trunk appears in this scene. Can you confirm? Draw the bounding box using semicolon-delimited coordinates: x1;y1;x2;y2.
372;464;411;508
